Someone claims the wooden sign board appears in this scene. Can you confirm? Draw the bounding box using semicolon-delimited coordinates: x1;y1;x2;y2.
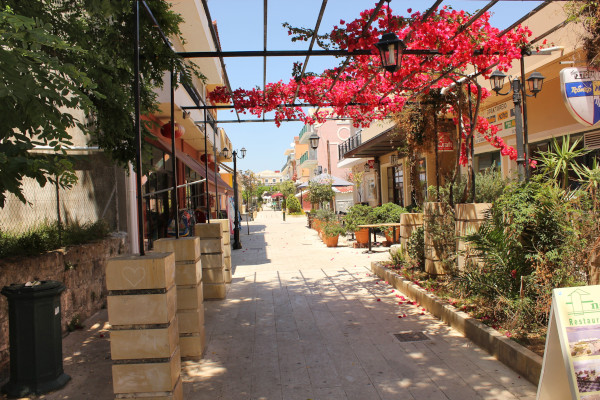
538;286;600;400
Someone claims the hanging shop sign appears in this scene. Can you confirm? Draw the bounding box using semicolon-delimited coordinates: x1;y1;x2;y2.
560;67;600;126
367;159;375;169
438;132;454;151
537;285;600;400
475;100;516;144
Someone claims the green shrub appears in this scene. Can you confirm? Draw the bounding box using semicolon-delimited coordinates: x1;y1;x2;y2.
407;226;425;270
371;202;406;224
315;209;336;223
0;220;111;259
322;220;346;238
286;195;302;213
343;204;373;232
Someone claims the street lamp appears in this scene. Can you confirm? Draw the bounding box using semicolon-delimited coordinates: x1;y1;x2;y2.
222;146;246;250
375;32;406;73
308;132;320;150
390;154;398;166
488;69;545;180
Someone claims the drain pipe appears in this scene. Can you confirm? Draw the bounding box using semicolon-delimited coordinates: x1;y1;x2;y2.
126;163;139;254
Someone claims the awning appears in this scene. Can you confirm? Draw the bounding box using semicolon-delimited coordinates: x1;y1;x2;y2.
147;137;233;195
343;127;404;158
297;173;354;189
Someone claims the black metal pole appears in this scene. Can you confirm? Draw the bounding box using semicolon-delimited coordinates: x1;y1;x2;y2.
213;124;219;216
232;152;242;249
134;0;145;255
204;109;210;223
520;56;531;180
170;68;179;238
468;82;475;203
511;78;526;181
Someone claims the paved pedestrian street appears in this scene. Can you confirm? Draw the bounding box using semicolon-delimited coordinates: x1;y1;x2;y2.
181;211;537;400
22;211;537;400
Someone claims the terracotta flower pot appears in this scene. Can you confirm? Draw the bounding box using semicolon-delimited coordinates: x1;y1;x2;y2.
355;228;369;245
384;228;400;244
324;235;339;247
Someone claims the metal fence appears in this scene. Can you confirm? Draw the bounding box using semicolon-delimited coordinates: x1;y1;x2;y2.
0;152;125;236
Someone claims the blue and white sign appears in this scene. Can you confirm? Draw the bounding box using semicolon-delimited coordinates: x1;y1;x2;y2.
560;67;600;126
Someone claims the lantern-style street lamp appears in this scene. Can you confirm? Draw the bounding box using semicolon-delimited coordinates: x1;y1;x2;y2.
308;132;320;150
375;32;406;73
489;69;545;180
222;146;247;250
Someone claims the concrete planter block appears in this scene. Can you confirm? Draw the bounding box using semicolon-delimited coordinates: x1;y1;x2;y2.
222;234;231;246
194;223;223;239
112;348;180;394
152;237;201;263
106;253;175;291
180;331;206;359
201;253;224;269
223;256;232;269
108;287;177;326
400;212;423;226
110;318;178;360
199;238;223;254
115;379;183;400
455;203;491;270
177;306;205;334
203;268;224;284
174;260;202;286
223;269;232;284
425;258;446;275
424;202;445;215
222;244;231;257
213;219;230;233
203;284;226;300
176;284;204;311
455;202;491;220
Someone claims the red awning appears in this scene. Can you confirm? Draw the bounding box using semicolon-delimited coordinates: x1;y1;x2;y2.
271;192;283;198
146;137;233;195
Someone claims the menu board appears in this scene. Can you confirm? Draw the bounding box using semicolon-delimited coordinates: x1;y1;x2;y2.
475;100;516;144
538;286;600;400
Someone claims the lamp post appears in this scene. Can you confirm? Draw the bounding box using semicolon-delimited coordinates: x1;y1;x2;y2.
221;146;246;250
489;69;545;181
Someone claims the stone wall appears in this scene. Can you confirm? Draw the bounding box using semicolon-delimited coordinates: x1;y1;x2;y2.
0;235;128;380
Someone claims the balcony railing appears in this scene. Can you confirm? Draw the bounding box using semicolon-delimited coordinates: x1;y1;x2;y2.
299;148;317;166
338;131;362;160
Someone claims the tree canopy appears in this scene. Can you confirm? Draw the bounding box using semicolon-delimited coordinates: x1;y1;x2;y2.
1;0;202;206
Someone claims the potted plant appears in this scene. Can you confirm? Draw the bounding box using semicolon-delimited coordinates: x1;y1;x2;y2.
371;203;407;244
343;204;373;245
322;220;346;247
314;209;335;238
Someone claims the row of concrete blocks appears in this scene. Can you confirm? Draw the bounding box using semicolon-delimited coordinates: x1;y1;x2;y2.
105;220;231;399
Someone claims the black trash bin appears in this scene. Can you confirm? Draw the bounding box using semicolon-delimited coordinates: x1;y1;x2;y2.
1;281;71;398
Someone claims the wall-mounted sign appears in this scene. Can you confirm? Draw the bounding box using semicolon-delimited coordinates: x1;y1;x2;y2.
560;67;600;126
475;100;516;144
367;159;375;169
537;285;600;400
438;132;454;151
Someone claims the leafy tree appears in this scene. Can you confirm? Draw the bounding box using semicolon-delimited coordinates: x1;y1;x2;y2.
347;171;364;203
2;0;203;205
0;6;94;206
307;180;334;209
239;170;258;207
276;179;296;208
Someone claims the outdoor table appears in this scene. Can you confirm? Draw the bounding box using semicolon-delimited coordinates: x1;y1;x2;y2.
358;223;403;253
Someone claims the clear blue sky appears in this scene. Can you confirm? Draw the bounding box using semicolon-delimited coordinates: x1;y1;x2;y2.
206;0;543;173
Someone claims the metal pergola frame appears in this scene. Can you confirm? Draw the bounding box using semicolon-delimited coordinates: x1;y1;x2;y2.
133;0;572;255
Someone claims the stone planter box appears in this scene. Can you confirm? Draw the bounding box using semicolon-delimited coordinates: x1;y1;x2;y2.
400;212;423;250
371;262;542;385
423;202;446;275
455;203;491;270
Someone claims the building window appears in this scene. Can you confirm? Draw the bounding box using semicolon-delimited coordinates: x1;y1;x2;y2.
387;166;404;206
475;151;501;172
418;158;427;203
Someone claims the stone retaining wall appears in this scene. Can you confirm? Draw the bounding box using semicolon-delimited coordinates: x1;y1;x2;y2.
0;235;128;380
